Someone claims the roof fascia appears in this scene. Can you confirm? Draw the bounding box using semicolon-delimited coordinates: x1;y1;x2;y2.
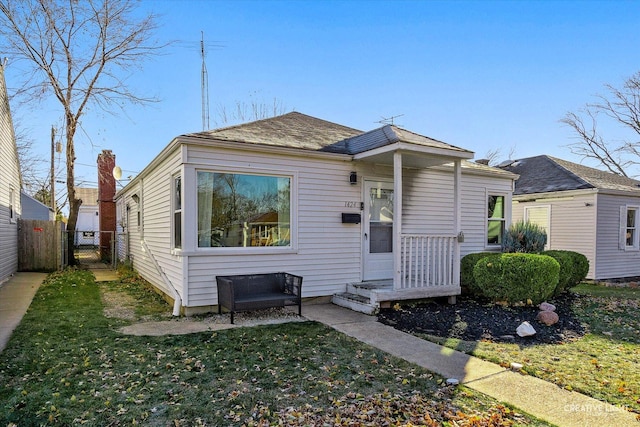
513;188;598;202
431;162;519;180
180;135;352;161
353;141;474;161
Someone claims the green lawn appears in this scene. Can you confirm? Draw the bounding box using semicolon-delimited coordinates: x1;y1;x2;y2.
423;283;640;416
0;268;550;426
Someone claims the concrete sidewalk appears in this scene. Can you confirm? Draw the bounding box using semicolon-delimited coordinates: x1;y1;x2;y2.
0;272;47;353
304;304;640;427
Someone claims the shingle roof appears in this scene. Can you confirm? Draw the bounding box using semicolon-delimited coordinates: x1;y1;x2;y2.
501;155;640;195
183;112;472;157
321;125;473;156
184;112;363;151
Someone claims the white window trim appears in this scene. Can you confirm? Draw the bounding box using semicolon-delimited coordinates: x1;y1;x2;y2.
485;191;508;249
9;186;16;223
621;205;640;251
193;167;298;255
172;174;182;250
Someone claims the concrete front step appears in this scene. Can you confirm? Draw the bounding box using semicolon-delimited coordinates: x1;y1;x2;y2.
347;280;393;299
331;292;377;315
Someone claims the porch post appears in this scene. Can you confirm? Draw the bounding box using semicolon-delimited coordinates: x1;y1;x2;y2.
453;159;461;288
394;152;403;290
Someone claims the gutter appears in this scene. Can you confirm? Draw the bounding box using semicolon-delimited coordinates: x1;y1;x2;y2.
141;240;182;316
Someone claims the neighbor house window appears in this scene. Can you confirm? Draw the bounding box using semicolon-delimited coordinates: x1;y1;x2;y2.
625;206;639;249
173;176;182;249
487;195;505;245
197;171;291;248
9;187;15;222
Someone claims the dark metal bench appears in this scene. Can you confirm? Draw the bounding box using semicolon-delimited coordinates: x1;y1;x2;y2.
216;272;303;324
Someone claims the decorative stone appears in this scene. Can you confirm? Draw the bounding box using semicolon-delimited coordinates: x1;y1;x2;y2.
510;362;523;371
516;321;536;337
537;310;559;326
539;302;556;312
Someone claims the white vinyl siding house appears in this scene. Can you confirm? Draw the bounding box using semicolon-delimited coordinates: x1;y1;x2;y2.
117;113;516;314
504;155;640;280
0;63;21;284
75;188;99;245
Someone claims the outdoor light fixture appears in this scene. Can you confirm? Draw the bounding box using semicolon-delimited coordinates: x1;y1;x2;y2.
349;171;358;185
131;194;140;203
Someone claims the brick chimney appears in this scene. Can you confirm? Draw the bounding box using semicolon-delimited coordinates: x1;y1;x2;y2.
97;150;116;262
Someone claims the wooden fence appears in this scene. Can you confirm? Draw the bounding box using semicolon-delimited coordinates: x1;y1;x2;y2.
18;219;63;272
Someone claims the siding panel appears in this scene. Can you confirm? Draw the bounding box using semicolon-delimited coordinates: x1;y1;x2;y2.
595;193;640;279
0;66;20;283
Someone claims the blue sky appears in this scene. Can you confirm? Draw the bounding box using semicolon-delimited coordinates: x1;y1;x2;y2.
6;0;640;189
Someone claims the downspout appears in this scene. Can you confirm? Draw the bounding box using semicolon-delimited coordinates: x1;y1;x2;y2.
141;240;182;316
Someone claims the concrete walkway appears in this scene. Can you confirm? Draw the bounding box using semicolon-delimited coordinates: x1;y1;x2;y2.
303;304;639;427
0;272;47;353
1;271;638;426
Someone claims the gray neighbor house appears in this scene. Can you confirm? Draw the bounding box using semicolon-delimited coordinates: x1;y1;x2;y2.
501;155;640;280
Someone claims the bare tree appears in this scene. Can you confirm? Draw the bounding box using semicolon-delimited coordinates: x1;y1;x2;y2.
0;0;165;265
479;146;518;166
213;93;290;128
562;71;640;177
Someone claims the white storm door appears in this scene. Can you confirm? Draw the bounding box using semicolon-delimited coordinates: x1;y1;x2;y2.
363;180;394;280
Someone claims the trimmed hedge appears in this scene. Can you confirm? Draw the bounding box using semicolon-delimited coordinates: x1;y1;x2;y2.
566;251;589;286
473;253;559;304
460;252;497;296
541;250;573;295
542;250;590;294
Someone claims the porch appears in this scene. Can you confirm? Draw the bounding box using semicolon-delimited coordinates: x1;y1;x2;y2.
338;124;471;313
333;234;461;314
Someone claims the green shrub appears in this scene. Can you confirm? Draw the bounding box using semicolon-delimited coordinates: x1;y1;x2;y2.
460;252;497;295
566;251;589;286
502;220;547;253
542;250;574;295
473;253;559;304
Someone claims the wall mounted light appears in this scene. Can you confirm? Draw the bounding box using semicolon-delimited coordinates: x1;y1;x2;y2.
131;194;140;203
349;171;358;185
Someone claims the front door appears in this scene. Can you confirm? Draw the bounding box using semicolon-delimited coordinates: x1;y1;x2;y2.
363;180;394;280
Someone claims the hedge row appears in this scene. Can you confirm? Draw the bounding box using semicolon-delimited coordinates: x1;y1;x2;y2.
461;250;589;304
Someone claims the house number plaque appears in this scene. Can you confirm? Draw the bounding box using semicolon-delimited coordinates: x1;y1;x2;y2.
344;201;364;210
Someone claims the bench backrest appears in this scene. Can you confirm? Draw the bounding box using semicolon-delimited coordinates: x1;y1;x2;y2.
217;273;300;297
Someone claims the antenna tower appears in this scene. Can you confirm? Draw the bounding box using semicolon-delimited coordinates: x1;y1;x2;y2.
201;31;210;131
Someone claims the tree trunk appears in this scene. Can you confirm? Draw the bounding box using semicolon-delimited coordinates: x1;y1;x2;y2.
65;115;79;266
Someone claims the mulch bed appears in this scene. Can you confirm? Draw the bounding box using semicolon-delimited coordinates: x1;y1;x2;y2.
378;293;587;345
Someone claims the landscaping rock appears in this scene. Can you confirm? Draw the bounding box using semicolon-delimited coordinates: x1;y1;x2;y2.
516;321;536;337
539;302;556;312
537;310;559;326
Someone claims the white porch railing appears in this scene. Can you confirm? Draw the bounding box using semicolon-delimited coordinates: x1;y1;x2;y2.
400;234;459;290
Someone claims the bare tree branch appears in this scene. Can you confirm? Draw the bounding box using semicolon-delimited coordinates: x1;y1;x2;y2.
0;0;167;265
562;71;640;177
